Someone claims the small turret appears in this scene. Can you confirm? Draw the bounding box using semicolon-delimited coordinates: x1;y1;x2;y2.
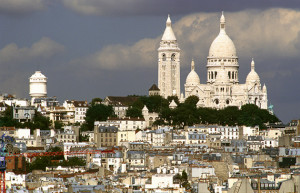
220;11;226;32
169;100;177;109
263;84;267;93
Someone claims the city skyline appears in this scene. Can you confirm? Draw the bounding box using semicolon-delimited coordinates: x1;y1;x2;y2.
0;1;300;123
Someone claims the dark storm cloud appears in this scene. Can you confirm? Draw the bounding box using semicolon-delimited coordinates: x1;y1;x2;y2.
0;0;46;15
62;0;300;16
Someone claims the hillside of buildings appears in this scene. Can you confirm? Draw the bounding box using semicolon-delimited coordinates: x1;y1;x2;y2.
0;93;298;192
76;95;279;132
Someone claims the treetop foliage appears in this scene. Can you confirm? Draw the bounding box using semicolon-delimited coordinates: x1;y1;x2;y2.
124;95;279;129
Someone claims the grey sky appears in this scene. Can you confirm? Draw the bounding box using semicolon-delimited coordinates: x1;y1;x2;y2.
0;1;299;123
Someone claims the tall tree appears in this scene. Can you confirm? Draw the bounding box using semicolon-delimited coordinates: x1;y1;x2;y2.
84;104;114;130
184;95;199;107
126;107;142;118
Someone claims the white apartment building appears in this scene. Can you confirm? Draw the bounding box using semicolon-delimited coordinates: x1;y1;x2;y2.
208;126;239;140
106;117;146;131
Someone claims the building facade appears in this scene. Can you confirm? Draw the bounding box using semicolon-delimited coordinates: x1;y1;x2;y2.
157;13;268;110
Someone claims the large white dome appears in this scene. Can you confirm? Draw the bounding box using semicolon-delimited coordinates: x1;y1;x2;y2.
208;13;237;58
209;32;237;58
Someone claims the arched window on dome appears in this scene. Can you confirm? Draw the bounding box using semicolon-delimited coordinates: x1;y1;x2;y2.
171;53;176;61
228;72;231;79
162;53;166;61
215;72;217;78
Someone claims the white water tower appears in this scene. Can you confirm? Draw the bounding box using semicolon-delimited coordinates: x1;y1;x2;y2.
29;71;47;103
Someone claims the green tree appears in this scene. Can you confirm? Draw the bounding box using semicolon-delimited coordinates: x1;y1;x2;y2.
84;104;114;130
172;103;198;126
184;95;199;107
54;121;63;130
173;170;190;189
32;112;51;130
28;147;86;172
90;98;102;106
0;106;21;127
141;95;169;113
79;133;89;142
220;106;239;125
167;96;179;105
126;107;142;118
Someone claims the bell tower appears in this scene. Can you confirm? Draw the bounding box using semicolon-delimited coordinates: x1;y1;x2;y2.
158;15;181;98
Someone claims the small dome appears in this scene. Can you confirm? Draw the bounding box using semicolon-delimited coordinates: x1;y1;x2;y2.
30;71;47;80
246;71;260;83
208;13;237;58
186;71;200;85
246;59;260;83
186;60;200;85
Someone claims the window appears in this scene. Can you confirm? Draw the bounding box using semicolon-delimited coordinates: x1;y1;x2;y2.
162;53;166;61
171;53;176;61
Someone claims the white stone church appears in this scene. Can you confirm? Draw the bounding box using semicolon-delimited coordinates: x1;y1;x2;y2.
156;13;268;110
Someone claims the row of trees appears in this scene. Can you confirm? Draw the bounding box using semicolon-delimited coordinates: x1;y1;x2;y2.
80;95;279;131
126;95;279;129
156;102;279;129
0;95;279;132
27;147;86;171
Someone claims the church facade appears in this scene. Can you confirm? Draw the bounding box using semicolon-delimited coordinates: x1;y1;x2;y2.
157;13;268;110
